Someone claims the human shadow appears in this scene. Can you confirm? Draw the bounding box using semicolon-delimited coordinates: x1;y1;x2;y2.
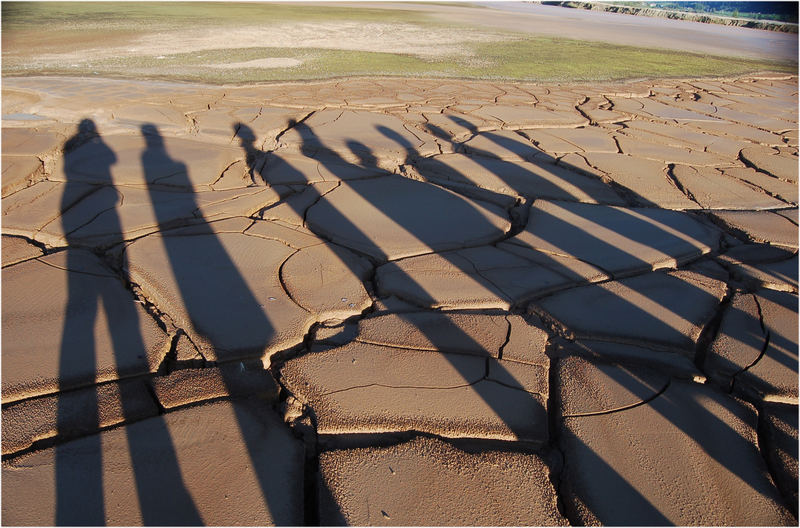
237;114;794;523
137;123;300;525
57;119;201;525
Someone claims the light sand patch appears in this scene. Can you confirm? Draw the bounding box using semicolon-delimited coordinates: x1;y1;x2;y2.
205;57;302;69
30;22;504;65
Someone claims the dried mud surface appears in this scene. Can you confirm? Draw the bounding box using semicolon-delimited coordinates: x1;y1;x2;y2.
2;74;798;525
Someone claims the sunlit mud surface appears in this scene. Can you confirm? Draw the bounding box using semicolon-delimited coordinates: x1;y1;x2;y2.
1;73;798;525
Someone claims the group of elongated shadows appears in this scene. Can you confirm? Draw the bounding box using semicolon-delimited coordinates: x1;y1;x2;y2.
52;114;786;525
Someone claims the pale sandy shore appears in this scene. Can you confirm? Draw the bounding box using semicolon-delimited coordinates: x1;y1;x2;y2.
1;74;798;525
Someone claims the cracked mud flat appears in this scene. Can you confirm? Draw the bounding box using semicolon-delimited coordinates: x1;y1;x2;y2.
1;73;798;525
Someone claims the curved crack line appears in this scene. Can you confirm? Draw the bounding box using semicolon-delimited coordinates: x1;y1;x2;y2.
1;253;42;269
563;377;672;418
148;167;193;186
31;256;117;278
277;248;311;315
352;337;498;359
773;209;799;227
413;171;520;207
498;241;615;279
735;330;771;381
191;188;270;219
320;380;480;397
242;230;324;251
729;294;771;393
484;377;545;396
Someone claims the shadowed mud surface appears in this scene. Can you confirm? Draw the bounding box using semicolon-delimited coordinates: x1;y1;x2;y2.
2;73;798;525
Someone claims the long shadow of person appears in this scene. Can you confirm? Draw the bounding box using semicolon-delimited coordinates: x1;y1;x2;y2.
57;119;201;525
138;123;297;524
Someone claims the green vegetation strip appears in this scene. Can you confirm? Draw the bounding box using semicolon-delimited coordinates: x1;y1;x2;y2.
465;38;796;81
4;39;794;84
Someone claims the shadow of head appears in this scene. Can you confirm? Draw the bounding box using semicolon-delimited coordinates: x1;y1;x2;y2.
420;115;479;141
448;114;479;133
140;123;164;148
346;139;378;168
65;118;100;153
77;118;98;136
424;122;452;141
375;125;414;151
233;122;257;143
